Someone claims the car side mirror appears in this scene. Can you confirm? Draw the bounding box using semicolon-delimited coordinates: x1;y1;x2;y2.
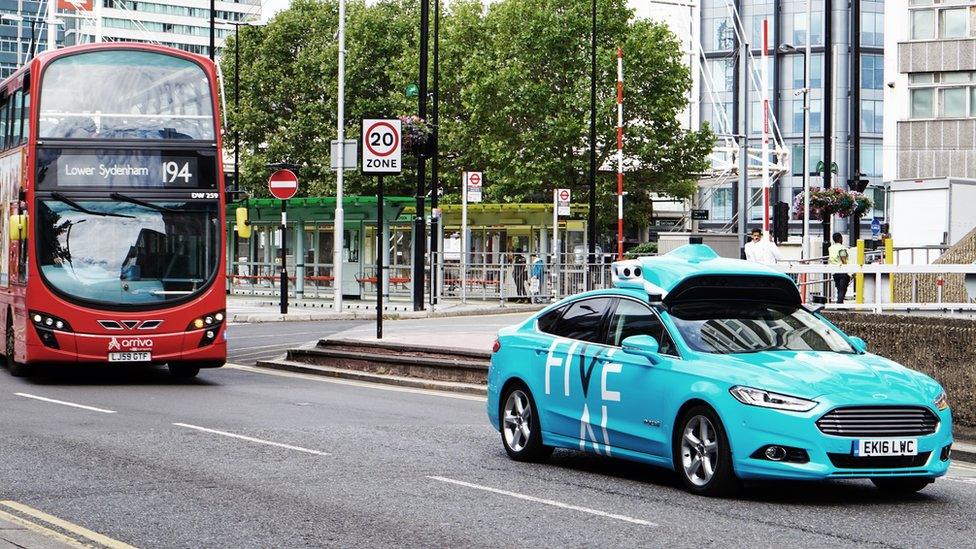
849;336;867;353
621;335;661;365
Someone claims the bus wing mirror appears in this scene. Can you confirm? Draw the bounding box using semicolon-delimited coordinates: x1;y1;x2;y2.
9;214;26;241
235;207;251;239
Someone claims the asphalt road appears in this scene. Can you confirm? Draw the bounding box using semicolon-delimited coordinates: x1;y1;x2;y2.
226;320;367;364
1;353;974;548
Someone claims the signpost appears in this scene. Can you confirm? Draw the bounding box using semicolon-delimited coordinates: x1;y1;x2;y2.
362;119;402;339
461;171;483;303
691;209;709;221
268;169;299;314
553;188;571;298
556;188;571;216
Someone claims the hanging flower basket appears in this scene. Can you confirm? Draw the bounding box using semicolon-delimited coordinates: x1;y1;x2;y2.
792;187;873;220
399;115;432;157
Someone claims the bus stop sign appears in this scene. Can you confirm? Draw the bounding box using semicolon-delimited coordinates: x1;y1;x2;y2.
268;169;299;200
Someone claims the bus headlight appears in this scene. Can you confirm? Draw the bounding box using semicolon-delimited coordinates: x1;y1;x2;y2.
29;311;73;349
187;310;226;331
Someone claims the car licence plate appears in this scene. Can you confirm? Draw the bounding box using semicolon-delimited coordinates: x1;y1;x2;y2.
853;438;918;457
108;351;152;362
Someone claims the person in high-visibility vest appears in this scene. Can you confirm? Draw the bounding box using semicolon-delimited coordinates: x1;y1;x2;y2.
828;232;851;303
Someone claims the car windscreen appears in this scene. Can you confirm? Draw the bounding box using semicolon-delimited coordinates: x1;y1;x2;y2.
667;301;855;354
39;50;215;140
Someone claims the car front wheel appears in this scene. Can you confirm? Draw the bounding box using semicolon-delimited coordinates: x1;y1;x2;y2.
673;405;738;497
500;384;552;462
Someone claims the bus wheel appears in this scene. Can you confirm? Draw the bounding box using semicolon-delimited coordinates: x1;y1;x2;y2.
5;316;27;377
168;364;200;379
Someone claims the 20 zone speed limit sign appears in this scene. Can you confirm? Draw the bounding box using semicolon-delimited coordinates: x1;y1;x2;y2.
362;119;402;175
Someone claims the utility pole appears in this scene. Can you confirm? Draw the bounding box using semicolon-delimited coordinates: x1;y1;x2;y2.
822;0;833;257
414;0;429;311
429;0;440;306
209;0;215;60
738;27;749;256
850;0;862;244
587;0;597;279
333;0;347;312
46;0;56;51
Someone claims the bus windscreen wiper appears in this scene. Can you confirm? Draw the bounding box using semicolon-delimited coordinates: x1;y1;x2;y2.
110;192;178;213
50;192;135;219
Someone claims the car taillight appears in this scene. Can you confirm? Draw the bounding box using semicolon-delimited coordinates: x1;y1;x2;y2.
492;338;501;353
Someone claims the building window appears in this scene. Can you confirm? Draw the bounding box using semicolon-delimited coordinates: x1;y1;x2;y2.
792;100;804;134
862;12;884;47
791;13;823;45
861;100;884;133
792;56;804;89
861;55;883;90
810;100;822;133
708;188;732;221
911;10;935;40
940;8;968;38
708;59;733;93
750;16;773;48
911;89;934;118
789;55;821;90
860;142;883;177
791;144;804;176
940;87;967;117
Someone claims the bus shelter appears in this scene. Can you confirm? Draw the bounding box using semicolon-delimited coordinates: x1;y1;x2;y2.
227;196;413;299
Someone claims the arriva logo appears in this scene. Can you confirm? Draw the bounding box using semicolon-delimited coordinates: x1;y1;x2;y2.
107;337;154;350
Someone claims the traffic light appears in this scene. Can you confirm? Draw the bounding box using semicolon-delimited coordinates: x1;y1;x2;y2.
773;201;790;243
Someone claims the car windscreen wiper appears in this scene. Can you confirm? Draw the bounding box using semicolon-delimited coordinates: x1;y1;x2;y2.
110;192;178;213
50;192;135;219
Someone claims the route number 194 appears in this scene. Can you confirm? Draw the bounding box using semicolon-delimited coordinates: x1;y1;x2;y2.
163;161;192;184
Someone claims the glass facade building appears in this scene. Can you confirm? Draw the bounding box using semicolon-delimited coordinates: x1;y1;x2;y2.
697;0;886;233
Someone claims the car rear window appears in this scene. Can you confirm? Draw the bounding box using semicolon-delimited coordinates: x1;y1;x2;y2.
546;298;613;343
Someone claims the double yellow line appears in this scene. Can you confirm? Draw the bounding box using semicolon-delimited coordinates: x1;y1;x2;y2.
0;500;136;549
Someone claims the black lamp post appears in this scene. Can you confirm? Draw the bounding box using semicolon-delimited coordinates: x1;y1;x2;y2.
414;0;430;312
587;0;597;280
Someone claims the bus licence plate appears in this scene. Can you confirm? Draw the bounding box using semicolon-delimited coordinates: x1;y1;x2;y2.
108;352;152;362
853;438;918;457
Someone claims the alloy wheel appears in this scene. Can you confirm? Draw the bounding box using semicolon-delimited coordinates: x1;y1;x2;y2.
681;415;719;487
503;389;532;452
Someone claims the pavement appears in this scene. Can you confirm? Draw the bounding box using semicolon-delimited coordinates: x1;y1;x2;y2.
228;294;544;323
2;359;976;548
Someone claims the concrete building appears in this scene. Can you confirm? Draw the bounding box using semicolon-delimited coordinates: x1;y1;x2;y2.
887;0;976;181
0;1;65;79
695;0;886;237
66;0;262;58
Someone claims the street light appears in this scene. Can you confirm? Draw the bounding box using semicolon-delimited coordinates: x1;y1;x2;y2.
215;18;262;195
780;40;811;261
1;14;64;66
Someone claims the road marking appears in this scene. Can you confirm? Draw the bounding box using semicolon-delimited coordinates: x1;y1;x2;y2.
428;476;655;527
226;363;487;402
0;500;136;548
172;422;330;456
14;393;117;414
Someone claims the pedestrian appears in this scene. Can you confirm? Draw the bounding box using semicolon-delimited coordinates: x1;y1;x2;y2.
744;228;781;265
530;254;545;303
511;249;528;303
829;232;851;304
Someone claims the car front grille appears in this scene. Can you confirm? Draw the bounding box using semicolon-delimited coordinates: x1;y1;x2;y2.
828;452;932;469
816;406;938;437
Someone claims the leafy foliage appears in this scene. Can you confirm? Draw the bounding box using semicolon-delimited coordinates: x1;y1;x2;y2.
223;0;712;242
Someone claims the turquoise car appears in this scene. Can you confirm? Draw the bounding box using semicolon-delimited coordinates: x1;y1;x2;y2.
487;244;953;496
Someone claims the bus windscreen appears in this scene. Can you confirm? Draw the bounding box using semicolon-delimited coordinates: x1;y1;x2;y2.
39;50;215;141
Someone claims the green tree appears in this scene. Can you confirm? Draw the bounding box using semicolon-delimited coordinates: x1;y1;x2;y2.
225;0;712;243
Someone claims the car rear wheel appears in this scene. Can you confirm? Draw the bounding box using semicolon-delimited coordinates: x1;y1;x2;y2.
673;405;738;497
500;384;552;462
871;477;932;494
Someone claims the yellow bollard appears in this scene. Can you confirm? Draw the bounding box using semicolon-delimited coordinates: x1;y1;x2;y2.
885;237;894;303
855;239;865;305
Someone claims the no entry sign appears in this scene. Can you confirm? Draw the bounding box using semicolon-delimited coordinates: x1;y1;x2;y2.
268;169;299;200
362;119;402;175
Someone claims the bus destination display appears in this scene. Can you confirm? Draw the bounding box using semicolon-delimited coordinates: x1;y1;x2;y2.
37;149;216;189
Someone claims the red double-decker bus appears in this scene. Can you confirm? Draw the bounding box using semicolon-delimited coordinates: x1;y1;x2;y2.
0;43;227;378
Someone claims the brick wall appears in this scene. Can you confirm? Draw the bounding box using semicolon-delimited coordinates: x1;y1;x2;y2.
826;312;976;429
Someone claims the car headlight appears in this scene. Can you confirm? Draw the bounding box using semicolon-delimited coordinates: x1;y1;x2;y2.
729;386;818;412
934;391;949;411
